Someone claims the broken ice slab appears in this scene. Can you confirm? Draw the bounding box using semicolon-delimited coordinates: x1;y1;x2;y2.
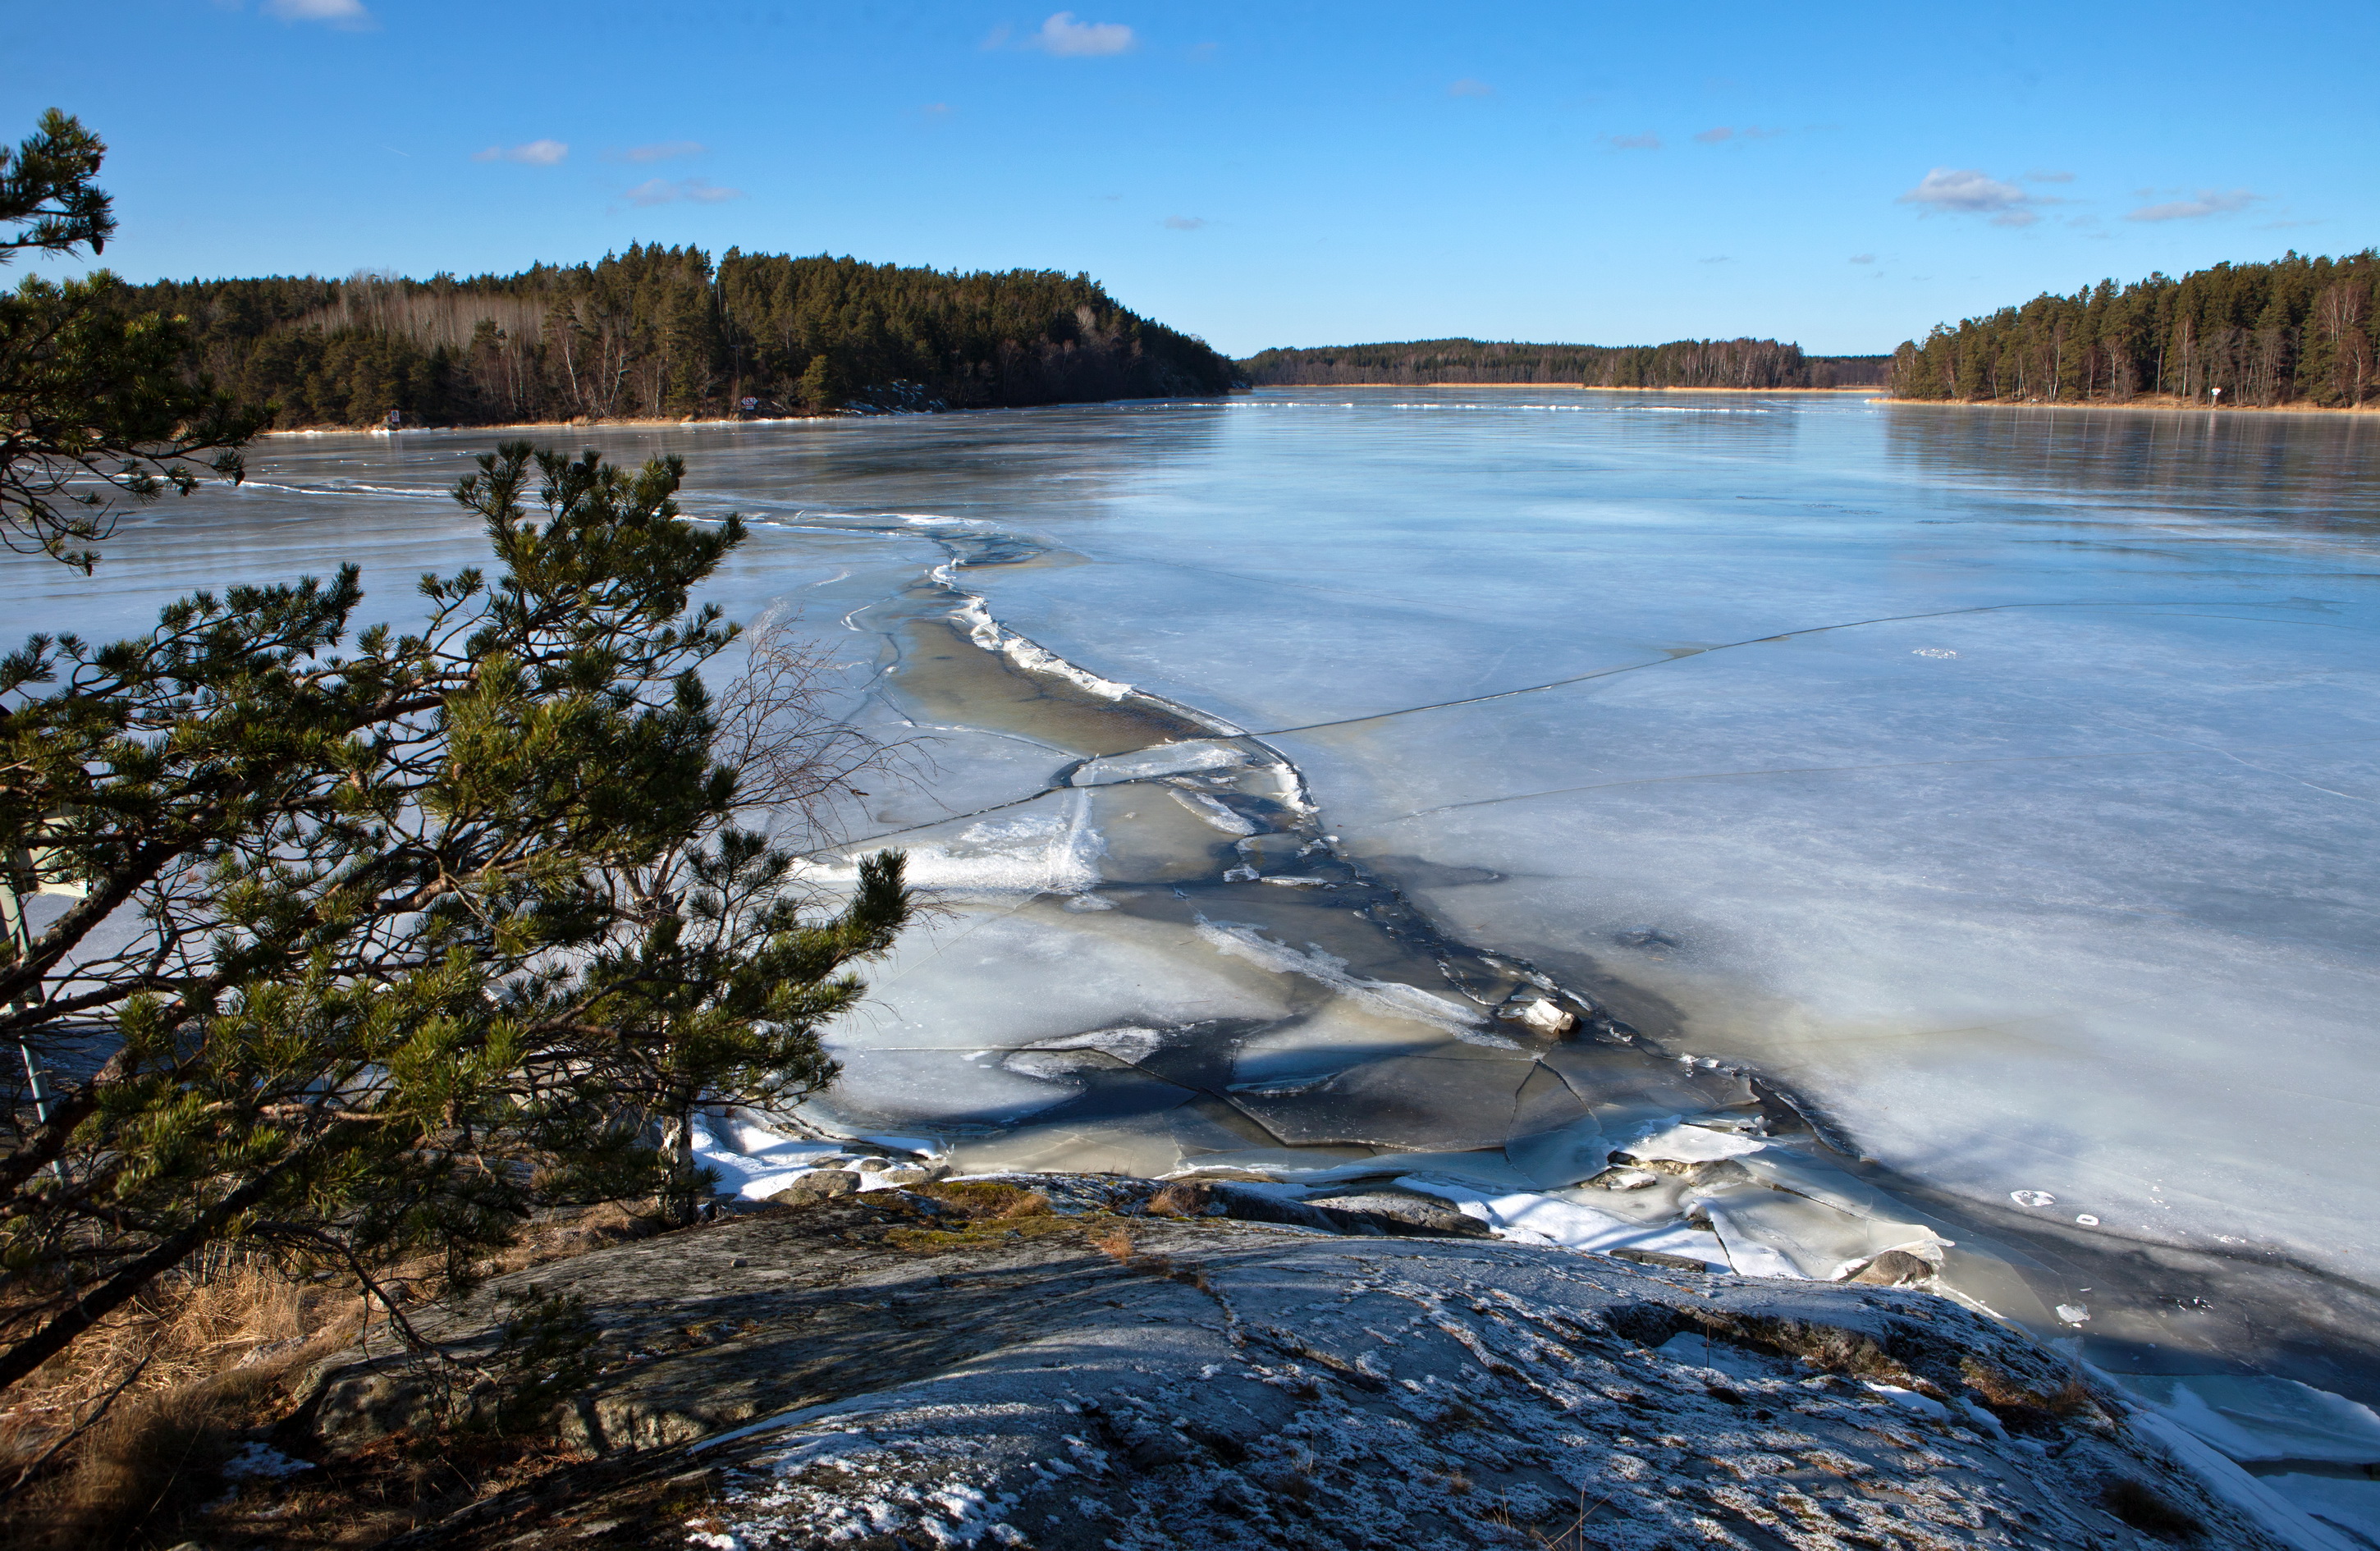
1394;1178;1729;1268
2115;1375;2380;1466
1225;1042;1532;1151
1194;917;1499;1036
1617;1118;1769;1164
1229;1000;1481;1091
1166;786;1257;837
1504;1065;1609;1188
1691;1182;1946;1282
1070;739;1250;786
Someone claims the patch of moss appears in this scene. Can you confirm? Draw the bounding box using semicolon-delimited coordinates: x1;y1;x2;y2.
883;1212;1098;1254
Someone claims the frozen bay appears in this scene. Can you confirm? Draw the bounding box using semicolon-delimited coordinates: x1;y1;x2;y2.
12;388;2380;1425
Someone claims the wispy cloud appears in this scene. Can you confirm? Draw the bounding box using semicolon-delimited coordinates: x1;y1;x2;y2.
1448;77;1494;98
2024;168;2075;183
1162;215;1206;231
1897;167;2040;226
2125;188;2260;222
1848;253;1875;264
611;140;705;164
1605;131;1662;150
1695;126;1779;145
1028;11;1133;55
261;0;373;26
473;140;569;166
1699;255;1732;264
625;176;743;207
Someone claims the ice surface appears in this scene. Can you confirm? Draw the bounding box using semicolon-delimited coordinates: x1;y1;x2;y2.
36;396;2380;1423
2263;1475;2380;1549
2122;1408;2364;1551
2117;1375;2380;1466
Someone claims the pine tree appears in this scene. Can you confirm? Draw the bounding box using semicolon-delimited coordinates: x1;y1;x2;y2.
0;119;913;1398
0;112;261;571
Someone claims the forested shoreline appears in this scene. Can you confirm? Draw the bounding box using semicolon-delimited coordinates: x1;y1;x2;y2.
1890;249;2377;408
1237;336;1890;389
111;246;1237;428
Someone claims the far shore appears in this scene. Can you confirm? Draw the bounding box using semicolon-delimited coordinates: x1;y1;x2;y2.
1874;393;2380;418
1258;382;1878;392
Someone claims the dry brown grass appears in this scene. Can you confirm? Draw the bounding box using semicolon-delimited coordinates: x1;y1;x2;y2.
0;1204;655;1550
1144;1181;1210;1218
0;1256;362;1549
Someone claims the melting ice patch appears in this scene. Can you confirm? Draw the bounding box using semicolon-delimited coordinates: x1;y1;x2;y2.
829;802;1105;898
1192;919;1499;1038
1070;740;1246;786
949;594;1132;701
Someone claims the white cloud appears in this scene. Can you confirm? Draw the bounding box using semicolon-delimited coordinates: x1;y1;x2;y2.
1606;131;1661;150
616;140;706;164
625;176;743;207
1448;78;1494;98
262;0;372;25
1162;215;1206;230
1897;167;2030;216
474;140;569;167
1031;11;1133;56
1848;253;1875;264
1694;126;1780;145
2125;189;2260;222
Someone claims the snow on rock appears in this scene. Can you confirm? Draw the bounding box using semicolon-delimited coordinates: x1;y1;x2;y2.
307;1175;2337;1551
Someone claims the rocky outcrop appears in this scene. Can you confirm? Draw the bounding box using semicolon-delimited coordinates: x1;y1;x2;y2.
299;1176;2327;1551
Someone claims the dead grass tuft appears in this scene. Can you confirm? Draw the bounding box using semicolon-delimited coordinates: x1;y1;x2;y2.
1144;1181;1211;1218
2101;1476;2204;1541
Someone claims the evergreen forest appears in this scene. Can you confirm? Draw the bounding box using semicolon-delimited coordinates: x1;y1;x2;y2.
1889;249;2378;407
1236;337;1890;389
111;246;1237;428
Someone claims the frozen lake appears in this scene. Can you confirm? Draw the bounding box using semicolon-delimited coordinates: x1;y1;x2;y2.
13;387;2380;1419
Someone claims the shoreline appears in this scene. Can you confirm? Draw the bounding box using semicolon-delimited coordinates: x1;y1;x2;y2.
1874;394;2380;418
1250;382;1879;392
761;504;2380;1414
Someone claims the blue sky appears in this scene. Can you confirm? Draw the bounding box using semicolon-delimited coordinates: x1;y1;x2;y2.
7;2;2373;356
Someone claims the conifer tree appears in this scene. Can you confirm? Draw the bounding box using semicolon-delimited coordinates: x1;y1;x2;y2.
0;111;261;571
0;117;912;1398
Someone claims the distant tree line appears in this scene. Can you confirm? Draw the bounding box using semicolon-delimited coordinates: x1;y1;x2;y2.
1235;337;1891;389
108;246;1238;428
1890;250;2378;408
